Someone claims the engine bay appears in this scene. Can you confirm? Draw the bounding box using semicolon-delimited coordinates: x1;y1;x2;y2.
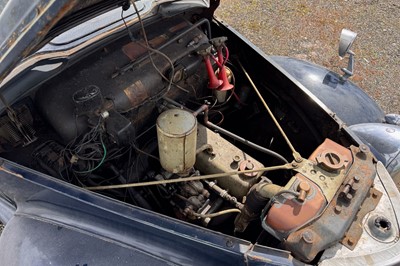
0;14;385;263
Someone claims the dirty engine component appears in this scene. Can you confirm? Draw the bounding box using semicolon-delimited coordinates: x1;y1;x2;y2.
0;11;389;265
157;109;197;175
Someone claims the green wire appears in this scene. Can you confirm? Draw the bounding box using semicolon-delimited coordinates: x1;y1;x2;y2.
74;134;107;174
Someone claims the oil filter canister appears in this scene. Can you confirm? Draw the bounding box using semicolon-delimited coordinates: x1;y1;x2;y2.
156;109;197;175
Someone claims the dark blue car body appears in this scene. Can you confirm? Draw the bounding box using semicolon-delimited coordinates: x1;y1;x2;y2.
0;1;399;265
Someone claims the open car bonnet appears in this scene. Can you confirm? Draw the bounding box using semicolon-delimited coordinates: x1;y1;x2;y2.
0;0;210;83
0;0;400;265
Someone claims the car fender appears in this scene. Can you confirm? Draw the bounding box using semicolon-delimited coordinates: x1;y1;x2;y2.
0;159;296;266
270;56;385;126
349;123;400;188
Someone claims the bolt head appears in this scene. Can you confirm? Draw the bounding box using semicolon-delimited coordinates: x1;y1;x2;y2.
245;161;254;170
360;144;370;153
100;111;109;119
346;193;353;201
226;240;234;248
233;155;241;163
302;230;314;244
298;181;311;192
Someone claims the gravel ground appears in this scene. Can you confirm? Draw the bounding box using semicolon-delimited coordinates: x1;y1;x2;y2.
216;0;400;113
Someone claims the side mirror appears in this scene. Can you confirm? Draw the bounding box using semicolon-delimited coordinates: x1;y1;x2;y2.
339;29;357;57
338;29;357;80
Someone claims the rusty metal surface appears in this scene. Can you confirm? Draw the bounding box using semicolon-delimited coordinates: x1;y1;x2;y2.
284;145;379;262
239;159;259;177
0;166;23;179
309;139;352;169
123;79;149;108
341;186;382;250
307;139;352;202
168;21;189;33
319;161;400;266
0;0;79;83
148;35;168;48
294;139;352;202
264;139;353;239
122;41;148;61
266;175;326;234
266;139;352;239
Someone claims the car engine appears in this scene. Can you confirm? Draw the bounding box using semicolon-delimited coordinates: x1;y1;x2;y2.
0;15;387;263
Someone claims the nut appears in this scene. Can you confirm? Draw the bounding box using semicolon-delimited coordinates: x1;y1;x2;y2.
360;144;370;153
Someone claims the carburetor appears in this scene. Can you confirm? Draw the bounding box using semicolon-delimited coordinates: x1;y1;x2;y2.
155;108;264;221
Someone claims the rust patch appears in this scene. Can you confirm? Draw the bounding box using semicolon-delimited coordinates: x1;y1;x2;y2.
341;186;382;250
122;41;147;61
122;33;168;61
148;34;168;48
168;21;189;33
283;145;378;262
266;139;354;234
123;80;148;107
266;175;326;233
0;166;24;179
0;0;79;82
309;138;352;170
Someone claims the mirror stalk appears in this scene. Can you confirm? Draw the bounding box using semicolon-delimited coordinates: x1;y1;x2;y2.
341;50;355;80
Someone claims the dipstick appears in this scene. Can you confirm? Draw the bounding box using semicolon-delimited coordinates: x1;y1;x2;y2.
237;61;302;162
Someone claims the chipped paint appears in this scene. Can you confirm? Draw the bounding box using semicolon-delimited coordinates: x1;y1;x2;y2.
0;166;24;179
